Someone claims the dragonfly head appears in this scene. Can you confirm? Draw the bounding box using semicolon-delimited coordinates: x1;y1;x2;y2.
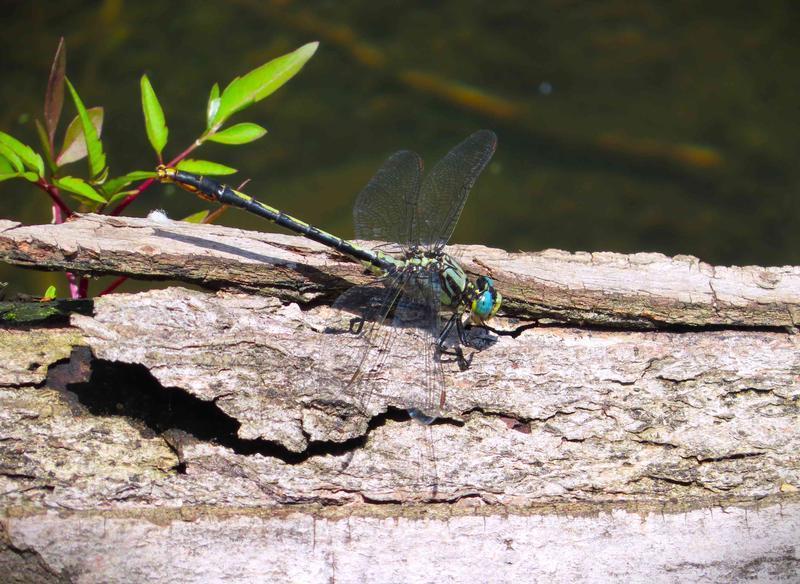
470;276;502;323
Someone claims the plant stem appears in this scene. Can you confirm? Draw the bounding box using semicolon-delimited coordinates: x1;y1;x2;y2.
98;276;127;296
38;179;72;219
66;271;80;298
110;142;200;216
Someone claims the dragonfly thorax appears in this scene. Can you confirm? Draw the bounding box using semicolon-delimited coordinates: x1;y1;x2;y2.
396;250;501;322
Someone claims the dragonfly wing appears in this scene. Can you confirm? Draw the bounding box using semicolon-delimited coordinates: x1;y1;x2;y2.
390;270;447;423
353;150;423;247
412;130;497;250
315;271;409;416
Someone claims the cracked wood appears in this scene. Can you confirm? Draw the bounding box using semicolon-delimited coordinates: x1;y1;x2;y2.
1;215;799;581
1;287;795;510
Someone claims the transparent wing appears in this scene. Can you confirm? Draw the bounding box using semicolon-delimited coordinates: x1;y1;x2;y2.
389;270;447;422
313;268;449;423
314;271;410;416
412;129;497;250
353;150;423;246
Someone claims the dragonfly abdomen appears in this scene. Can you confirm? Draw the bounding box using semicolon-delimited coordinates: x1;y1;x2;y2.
157;166;395;273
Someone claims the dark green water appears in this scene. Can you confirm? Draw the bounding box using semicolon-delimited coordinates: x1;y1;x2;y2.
1;1;798;296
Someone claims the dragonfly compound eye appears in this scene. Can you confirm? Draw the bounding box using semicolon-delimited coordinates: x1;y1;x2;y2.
471;282;501;322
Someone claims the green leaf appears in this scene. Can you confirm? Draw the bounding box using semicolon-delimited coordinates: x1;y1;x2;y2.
211;41;318;128
0;142;23;173
22;171;39;182
0;173;21;183
44;37;66;146
56;107;103;166
102;170;155;196
206;83;221;130
140;75;168;158
0;131;45;177
43;285;57;300
176;159;237;176
64;78;107;180
182;209;210;224
106;189;135;205
95;165;110;184
205;123;267;145
34;119;54;171
54;176;107;204
0;154;14;174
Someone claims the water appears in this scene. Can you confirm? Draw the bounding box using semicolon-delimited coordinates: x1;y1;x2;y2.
1;1;798;296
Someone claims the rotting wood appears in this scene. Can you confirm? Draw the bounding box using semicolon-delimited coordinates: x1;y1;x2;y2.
0;215;798;582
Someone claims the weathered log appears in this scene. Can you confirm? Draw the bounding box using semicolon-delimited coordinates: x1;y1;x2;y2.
0;216;798;582
1;214;798;327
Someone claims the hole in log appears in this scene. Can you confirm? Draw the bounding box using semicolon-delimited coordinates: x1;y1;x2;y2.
46;348;415;464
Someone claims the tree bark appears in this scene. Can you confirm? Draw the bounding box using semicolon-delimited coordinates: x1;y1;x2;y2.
0;215;798;583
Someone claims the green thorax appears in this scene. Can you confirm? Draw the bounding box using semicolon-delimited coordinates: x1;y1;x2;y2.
368;249;472;310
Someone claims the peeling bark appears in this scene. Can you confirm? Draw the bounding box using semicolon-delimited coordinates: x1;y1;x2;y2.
0;216;798;582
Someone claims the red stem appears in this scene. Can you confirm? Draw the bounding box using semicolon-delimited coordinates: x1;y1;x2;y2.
37;181;78;296
66;272;80;298
110;177;155;216
60;139;201;296
98;275;127;296
38;179;72;219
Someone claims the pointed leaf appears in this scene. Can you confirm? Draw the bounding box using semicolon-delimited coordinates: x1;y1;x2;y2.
176;159;237;175
206;83;221;130
0;131;45;177
43;285;57;300
212;41;318;128
0;173;21;183
182;209;210;224
22;171;40;182
140;75;168;158
64;78;106;179
54;176;107;204
56;107;103;166
205;123;267;145
95;165;110;184
44;37;66;146
102;170;155;195
34;119;54;171
0;142;23;173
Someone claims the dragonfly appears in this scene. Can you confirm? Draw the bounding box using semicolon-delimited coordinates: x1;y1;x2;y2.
156;129;501;424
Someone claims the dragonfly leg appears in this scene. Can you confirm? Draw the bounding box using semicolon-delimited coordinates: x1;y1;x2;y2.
453;316;473;370
349;316;365;334
436;314;472;371
436;313;457;346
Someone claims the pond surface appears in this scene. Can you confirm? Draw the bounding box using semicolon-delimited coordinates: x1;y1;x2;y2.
1;1;798;295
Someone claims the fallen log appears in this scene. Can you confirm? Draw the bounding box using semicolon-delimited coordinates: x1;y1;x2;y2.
0;215;797;582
